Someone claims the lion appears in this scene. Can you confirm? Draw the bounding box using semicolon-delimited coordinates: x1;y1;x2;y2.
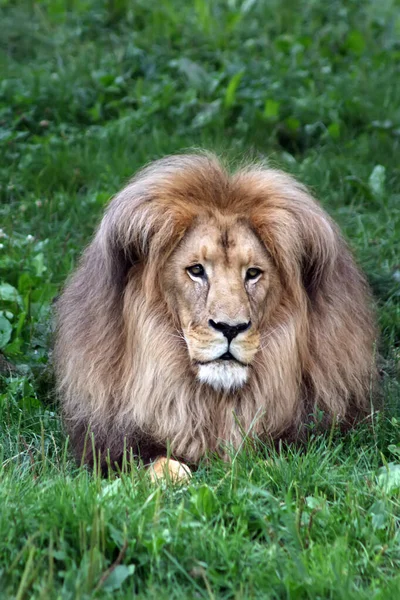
54;152;376;479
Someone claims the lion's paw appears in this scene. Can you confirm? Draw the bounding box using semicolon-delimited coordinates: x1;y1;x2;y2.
149;457;192;483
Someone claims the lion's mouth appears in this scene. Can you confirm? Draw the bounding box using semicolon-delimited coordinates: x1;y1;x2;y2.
219;351;235;361
195;353;249;390
194;351;247;367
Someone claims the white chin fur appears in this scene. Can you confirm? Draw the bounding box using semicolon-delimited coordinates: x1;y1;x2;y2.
197;362;248;391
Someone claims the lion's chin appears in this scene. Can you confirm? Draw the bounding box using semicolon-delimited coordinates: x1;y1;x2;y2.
196;362;248;391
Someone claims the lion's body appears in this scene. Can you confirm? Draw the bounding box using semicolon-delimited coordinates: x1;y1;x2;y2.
55;154;376;469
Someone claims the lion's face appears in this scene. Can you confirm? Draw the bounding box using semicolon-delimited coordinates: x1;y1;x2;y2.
164;216;282;391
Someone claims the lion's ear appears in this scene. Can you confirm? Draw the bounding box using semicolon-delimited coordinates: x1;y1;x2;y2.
96;194;191;293
95;193;159;280
252;199;339;302
92;211;144;294
104;238;139;291
296;208;340;301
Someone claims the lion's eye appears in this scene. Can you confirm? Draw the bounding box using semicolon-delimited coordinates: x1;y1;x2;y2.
246;267;262;281
187;264;205;278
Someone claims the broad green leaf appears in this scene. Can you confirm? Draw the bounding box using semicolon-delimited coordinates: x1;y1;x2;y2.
305;496;325;510
173;58;210;91
377;462;400;493
346;30;366;54
0;314;12;349
191;484;218;518
32;253;47;277
285;116;300;132
368;165;386;198
0;283;21;306
240;0;258;14
102;564;135;591
327;122;341;139
388;444;400;459
192;100;221;128
369;500;387;530
18;273;35;295
224;71;244;109
263;99;280;120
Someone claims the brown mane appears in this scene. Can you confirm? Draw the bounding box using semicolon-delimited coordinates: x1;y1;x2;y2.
54;153;376;469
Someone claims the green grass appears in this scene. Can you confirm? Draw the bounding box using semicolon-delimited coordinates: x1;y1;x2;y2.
0;0;400;597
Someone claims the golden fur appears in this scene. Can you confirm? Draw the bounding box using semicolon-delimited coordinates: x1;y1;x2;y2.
55;153;376;470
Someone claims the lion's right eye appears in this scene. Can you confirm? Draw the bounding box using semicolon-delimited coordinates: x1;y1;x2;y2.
187;264;205;278
246;267;263;281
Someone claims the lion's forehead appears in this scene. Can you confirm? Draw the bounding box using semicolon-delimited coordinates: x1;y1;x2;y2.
175;217;268;268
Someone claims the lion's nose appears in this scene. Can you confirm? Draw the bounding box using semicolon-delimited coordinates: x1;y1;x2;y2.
208;320;251;343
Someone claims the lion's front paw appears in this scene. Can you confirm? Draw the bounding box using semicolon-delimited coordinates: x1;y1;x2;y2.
149;457;192;483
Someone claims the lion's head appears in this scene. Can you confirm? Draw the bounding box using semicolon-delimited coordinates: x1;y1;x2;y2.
163;216;279;390
55;153;376;468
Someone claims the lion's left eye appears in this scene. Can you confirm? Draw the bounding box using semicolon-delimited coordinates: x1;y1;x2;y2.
246;267;262;281
187;264;205;278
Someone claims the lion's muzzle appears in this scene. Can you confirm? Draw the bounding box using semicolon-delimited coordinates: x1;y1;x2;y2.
183;321;260;391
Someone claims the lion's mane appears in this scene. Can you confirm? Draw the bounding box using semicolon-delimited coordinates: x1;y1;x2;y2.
55;153;376;469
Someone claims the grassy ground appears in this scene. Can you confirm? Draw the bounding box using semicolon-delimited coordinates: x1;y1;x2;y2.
1;0;400;597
